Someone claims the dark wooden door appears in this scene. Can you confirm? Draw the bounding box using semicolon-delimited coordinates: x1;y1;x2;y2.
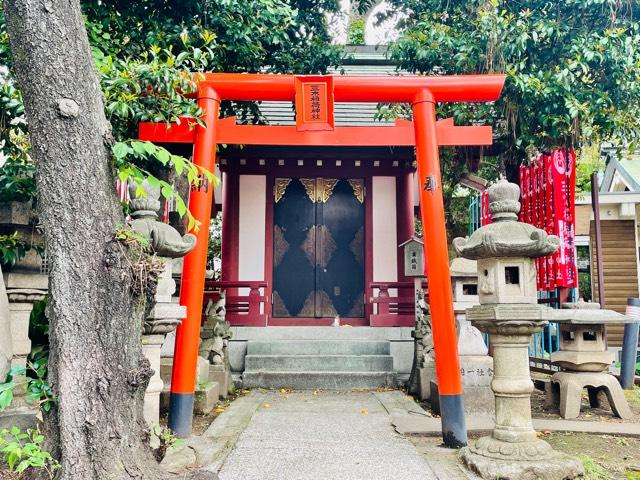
272;177;365;318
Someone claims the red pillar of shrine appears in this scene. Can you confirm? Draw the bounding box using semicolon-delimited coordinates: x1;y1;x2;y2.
169;84;220;437
412;89;467;448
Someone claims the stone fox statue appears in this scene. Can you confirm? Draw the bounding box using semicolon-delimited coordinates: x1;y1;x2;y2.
199;292;232;365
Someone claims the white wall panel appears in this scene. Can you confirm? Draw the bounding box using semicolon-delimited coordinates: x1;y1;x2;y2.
372;176;398;282
238;175;266;282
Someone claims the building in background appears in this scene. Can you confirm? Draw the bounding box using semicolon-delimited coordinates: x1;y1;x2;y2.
575;151;640;348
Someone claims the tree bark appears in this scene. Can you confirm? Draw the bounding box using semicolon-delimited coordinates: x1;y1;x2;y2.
3;1;213;479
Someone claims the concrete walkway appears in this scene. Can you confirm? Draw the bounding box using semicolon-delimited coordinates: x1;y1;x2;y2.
217;390;437;480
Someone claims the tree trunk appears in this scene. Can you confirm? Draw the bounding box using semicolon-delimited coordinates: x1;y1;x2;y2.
3;1;212;479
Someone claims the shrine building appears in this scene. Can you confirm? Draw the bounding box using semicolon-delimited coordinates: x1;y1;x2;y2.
139;43;505;440
141;47;498;386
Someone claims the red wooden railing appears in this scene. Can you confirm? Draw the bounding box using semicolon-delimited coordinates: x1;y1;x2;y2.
203;280;269;326
369;281;427;327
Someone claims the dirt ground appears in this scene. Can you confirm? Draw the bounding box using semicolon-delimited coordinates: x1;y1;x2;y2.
415;385;640;479
159;388;249;435
530;386;640;479
542;432;640;479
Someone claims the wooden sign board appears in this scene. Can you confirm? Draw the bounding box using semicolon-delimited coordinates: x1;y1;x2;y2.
295;76;334;131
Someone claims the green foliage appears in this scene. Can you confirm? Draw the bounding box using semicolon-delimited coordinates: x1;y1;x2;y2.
151;425;183;462
387;0;640;178
0;361;55;415
0;427;60;479
115;224;151;249
96;43;204;140
96;42;219;231
0;297;54;414
0;370;17;412
579;454;613;479
0;158;35;205
0;232;26;267
0;82;35;205
348;18;366;45
82;0;343;74
578;272;592;302
207;214;222;278
112;139;216;231
24;357;55;413
575;143;605;193
1;0;343;232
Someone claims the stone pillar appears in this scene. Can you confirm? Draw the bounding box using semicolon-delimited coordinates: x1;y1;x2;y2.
454;180;583;479
142;334;165;426
8;302;32;370
452;257;494;416
0;289;44;429
142;262;186;426
127;180;196;427
0;265;12;380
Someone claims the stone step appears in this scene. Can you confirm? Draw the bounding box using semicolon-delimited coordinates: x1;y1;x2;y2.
247;340;390;356
245;354;394;372
160;381;221;414
232;326;413;341
242;371;396;390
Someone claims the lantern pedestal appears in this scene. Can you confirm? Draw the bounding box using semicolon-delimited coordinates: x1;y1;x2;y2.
459;306;583;479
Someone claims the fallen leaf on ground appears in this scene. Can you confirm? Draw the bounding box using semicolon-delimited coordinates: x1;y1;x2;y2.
360;409;368;414
214;407;225;414
263;403;271;408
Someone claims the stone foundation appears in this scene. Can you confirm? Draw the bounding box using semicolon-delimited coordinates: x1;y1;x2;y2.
460;444;583;480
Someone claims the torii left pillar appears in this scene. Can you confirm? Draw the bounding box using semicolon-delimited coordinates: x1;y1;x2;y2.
169;84;220;437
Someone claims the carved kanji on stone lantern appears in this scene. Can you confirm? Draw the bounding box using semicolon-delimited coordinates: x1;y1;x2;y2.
454;180;583;480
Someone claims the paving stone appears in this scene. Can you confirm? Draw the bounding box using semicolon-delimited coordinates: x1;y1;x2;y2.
218;391;437;480
392;413;640;438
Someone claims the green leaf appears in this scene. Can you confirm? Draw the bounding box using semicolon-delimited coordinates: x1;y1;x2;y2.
0;388;14;411
132;141;147;157
112;142;129;159
143;142;156;155
146;176;161;188
156;148;170;165
176;197;187;217
161;184;174;199
171;155;185;175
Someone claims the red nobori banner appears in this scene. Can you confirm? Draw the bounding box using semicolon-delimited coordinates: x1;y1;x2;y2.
480;190;492;226
519;148;577;290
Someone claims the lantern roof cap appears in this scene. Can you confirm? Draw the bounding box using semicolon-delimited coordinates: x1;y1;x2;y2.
450;257;477;277
452;179;561;260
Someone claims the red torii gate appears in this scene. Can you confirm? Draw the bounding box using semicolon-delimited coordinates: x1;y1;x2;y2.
139;73;505;446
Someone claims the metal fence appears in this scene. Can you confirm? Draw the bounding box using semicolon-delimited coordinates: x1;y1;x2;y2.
468;194;482;236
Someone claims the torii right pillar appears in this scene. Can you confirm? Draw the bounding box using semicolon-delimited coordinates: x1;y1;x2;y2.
413;89;466;448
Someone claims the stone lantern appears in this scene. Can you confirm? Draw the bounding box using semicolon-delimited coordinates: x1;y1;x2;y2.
128;181;196;426
420;257;494;416
548;301;633;419
449;257;494;416
454;180;583;480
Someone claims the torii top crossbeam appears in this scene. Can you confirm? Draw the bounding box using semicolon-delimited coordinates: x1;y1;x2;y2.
139;72;506;446
195;73;504;102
